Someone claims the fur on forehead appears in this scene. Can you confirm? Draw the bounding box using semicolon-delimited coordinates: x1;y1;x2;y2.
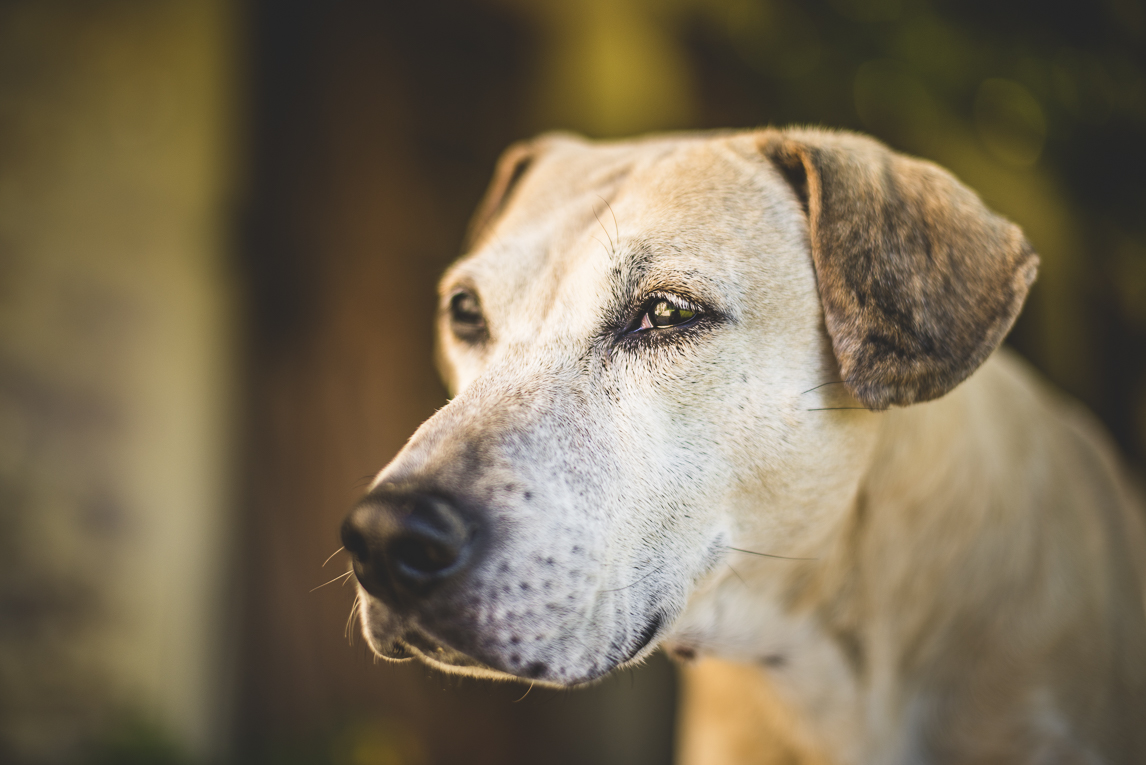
445;132;811;314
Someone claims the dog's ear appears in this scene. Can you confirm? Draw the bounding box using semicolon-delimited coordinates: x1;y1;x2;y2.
463;140;536;253
757;129;1039;409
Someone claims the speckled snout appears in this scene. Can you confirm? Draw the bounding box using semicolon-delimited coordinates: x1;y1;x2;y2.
339;372;665;686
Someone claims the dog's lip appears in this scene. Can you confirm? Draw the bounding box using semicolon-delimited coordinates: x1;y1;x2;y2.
395;628;499;672
370;637;414;660
361;593;668;684
620;610;666;664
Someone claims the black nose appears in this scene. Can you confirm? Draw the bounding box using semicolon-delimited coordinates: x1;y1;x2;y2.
341;489;475;605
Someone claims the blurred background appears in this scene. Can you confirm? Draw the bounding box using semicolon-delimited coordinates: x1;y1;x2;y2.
1;0;1143;763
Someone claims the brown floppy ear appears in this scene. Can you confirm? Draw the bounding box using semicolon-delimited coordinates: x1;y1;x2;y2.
462;139;536;253
758;128;1039;409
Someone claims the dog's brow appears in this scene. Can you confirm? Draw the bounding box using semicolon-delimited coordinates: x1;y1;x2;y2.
612;240;657;289
605;241;662;323
605;239;729;323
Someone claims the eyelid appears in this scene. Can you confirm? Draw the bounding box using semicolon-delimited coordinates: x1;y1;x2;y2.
445;285;475;306
645;291;702;313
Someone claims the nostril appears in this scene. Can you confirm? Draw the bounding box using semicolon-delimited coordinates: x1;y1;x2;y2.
387;498;471;583
389;533;460;577
340;489;476;604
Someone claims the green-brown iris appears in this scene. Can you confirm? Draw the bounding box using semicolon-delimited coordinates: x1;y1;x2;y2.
647;299;696;329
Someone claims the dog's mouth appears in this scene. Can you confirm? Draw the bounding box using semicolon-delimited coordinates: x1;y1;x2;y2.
359;597;669;685
395;629;495;672
364;620;516;677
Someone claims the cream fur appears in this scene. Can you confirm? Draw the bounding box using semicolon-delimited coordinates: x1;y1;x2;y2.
349;129;1146;764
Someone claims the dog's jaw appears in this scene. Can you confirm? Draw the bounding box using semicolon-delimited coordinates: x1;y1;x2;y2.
355;572;682;686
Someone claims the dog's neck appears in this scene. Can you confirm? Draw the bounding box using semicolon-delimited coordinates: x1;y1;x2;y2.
794;349;1146;762
675;350;1146;764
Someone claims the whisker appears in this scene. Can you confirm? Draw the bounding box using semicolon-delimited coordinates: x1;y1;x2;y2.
513;682;535;703
310;570;353;592
801;379;850;395
727;563;747;586
346;592;362;641
725;546;817;561
322;546;345;568
591;234;612;259
603;563;665;593
593;204;615;253
806;407;871;411
596;194;620;244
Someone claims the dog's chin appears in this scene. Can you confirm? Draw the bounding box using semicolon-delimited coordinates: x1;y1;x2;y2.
362;623;648;687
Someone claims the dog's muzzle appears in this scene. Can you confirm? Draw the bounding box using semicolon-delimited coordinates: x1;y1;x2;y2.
338;428;670;685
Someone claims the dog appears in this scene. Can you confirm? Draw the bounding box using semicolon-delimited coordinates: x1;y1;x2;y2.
340;128;1146;764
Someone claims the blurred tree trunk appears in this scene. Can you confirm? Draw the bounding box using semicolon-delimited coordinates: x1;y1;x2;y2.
0;1;237;762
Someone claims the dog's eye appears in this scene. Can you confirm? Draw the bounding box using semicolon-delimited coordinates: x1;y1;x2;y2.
637;298;698;331
449;291;486;337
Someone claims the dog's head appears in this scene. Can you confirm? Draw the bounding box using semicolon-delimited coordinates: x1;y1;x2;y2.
340;129;1037;685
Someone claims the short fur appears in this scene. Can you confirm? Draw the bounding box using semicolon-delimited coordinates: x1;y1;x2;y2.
346;128;1146;764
